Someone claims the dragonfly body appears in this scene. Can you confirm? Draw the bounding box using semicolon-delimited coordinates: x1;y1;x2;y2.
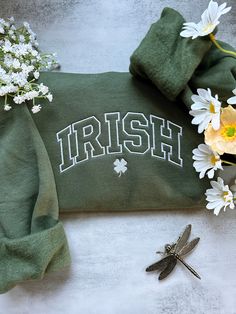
146;225;201;280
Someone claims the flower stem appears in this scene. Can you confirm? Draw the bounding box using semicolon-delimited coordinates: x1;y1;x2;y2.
221;159;236;166
209;34;236;58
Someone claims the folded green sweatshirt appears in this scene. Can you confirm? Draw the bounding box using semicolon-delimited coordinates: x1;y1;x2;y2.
0;105;71;293
1;7;236;293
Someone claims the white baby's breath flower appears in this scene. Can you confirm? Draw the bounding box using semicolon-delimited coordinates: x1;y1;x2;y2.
0;18;55;113
0;86;8;96
0;66;6;75
0;85;17;96
11;72;28;87
19;35;25;43
205;177;235;215
24;90;39;100
31;49;38;57
12;58;20;69
10;24;16;31
7;84;18;93
192;144;223;179
0;26;5;34
4;104;12;111
21;63;34;75
190;88;221;133
33;71;40;79
4;21;10;28
3;39;12;53
13;95;25;104
1;73;11;85
180;1;231;39
30;90;38;98
31;104;41;113
24;83;31;91
227;88;236;105
4;54;13;67
12;43;30;57
23;22;30;29
38;83;48;95
46;93;53;102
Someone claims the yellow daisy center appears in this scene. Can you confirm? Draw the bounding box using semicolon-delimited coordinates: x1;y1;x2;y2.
210;155;219;165
203;23;214;33
222;191;229;202
209;102;216;114
221;124;236;141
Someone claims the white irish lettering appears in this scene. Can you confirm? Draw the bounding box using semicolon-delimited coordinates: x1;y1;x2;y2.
150;115;183;167
56;111;183;173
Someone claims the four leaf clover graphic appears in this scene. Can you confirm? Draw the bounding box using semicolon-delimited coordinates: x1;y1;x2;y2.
114;158;127;177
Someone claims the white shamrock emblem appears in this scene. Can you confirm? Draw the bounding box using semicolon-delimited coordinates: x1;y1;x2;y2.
113;158;127;177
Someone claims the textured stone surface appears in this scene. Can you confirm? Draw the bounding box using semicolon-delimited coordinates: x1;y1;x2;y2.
1;0;235;73
0;1;236;313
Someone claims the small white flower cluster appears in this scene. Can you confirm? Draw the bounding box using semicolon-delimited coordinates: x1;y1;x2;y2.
0;17;57;113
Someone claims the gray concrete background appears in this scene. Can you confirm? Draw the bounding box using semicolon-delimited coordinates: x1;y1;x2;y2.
0;1;236;314
1;0;236;73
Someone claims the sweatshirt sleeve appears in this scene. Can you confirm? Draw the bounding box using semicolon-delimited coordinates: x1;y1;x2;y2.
0;103;71;293
129;7;212;101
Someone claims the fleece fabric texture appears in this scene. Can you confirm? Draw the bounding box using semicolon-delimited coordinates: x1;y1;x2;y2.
129;7;236;108
129;7;212;102
0;105;71;293
183;40;236;108
31;71;209;212
1;6;236;293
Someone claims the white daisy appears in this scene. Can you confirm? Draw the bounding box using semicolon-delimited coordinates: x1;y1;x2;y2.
231;180;236;193
227;88;236;105
180;23;202;40
189;88;221;133
31;104;41;113
192;144;223;179
205;177;235;215
231;181;236;207
180;1;231;39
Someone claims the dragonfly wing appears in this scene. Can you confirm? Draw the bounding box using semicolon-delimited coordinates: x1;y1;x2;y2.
146;255;172;272
174;224;192;254
159;256;177;280
178;237;200;256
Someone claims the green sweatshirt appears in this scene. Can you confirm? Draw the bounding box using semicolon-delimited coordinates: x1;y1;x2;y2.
31;71;208;212
0;7;235;293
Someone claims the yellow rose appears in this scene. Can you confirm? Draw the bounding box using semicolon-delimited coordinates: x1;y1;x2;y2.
205;105;236;155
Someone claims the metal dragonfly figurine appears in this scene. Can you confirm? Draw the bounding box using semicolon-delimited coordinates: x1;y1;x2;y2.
146;224;201;280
